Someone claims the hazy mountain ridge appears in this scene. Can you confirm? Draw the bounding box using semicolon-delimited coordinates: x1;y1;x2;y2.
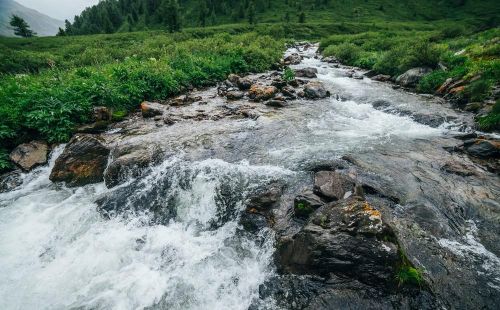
0;0;63;36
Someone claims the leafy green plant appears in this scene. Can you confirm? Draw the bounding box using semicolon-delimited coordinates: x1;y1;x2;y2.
465;79;492;102
0;149;12;172
283;67;295;82
417;70;449;93
477;100;500;131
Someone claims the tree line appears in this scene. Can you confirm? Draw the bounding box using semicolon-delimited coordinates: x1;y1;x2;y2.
58;0;313;36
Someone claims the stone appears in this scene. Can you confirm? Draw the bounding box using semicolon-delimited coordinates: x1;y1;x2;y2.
163;116;176;126
437;78;454;94
170;95;201;106
248;84;278;101
464;102;483;112
141;101;164;118
294;191;324;218
246;182;284;211
227;74;240;85
0;170;23;193
441;161;476;176
284;53;302;65
279;198;399;284
9;141;48;171
266;100;287;108
371;74;391;82
226;90;245;100
76;121;109;134
50;135;110;187
294;68;318;78
304;81;330;99
395;67;433;87
237;77;253;90
104;144;163;188
92;106;112;121
313;171;354;201
466;139;500;158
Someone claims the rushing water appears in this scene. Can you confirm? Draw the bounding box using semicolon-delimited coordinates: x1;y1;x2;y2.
0;45;489;310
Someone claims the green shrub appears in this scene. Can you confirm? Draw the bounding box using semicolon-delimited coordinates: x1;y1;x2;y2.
465;79;492;102
439;25;466;39
478;100;500;131
283;67;295;82
0;149;12;172
417;70;449;93
323;42;362;65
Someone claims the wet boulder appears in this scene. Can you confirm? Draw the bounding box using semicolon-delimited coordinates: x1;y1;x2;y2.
313;171;354;201
294;68;318;78
0;170;23;193
9;141;48;171
104;144;163;188
226;90;245;101
50;135;110;187
304;81;330;99
141;101;164;118
248;84;278;102
372;74;391;82
293;190;324;218
92;106;112;121
266;100;287;108
396;67;433;87
284;53;302;65
227;74;252;90
240;182;284;232
279;198;400;284
465;139;500;159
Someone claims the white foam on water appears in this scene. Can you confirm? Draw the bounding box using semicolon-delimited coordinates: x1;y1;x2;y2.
438;220;500;291
0;154;291;310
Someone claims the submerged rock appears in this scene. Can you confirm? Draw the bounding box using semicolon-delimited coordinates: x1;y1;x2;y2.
104;144;163;188
0;170;23;193
396;67;432;87
9;141;48;171
50;135;109;187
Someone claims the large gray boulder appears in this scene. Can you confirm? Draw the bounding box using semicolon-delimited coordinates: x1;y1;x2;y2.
396;67;432;87
294;67;318;78
9;141;48;171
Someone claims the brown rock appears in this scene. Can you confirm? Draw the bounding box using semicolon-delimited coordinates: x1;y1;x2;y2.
50;135;110;187
92;106;112;121
9;141;48;171
141;101;164;118
248;84;278;101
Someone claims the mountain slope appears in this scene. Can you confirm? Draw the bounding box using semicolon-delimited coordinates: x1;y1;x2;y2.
0;0;63;37
65;0;499;36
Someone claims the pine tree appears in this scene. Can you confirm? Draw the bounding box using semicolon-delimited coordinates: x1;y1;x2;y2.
161;0;181;32
247;1;256;24
298;11;306;23
56;27;66;36
9;15;36;38
199;0;209;27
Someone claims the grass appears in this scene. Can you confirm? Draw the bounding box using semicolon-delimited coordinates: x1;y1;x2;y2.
0;32;285;171
319;26;499;131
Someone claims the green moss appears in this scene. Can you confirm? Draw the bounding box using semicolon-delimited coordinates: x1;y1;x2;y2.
294;201;315;218
397;266;423;286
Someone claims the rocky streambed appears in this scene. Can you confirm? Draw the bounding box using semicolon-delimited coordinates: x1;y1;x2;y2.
0;44;499;310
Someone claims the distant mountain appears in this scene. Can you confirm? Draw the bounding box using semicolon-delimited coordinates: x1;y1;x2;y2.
0;0;64;37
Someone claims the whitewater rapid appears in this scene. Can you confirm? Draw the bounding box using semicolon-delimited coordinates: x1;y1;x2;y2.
0;44;478;310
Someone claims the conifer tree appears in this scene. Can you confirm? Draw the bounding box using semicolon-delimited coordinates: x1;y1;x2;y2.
247;1;256;24
9;15;36;38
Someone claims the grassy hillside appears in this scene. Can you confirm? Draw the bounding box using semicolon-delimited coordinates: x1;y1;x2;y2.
0;0;63;37
64;0;499;35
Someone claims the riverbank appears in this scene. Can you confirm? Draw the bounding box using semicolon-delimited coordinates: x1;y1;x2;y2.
1;43;499;309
